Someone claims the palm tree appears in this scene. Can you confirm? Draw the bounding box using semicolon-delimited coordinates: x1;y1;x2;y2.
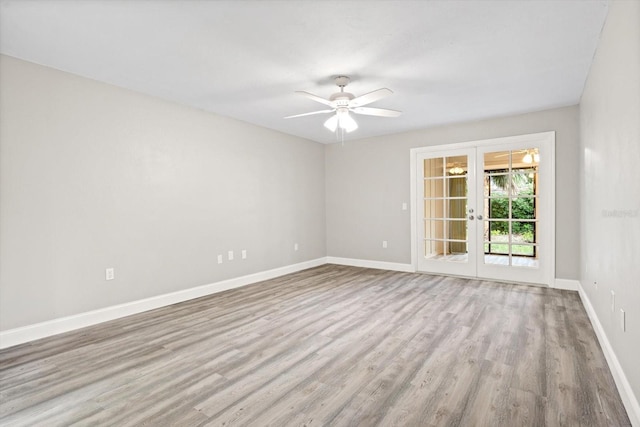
488;169;533;195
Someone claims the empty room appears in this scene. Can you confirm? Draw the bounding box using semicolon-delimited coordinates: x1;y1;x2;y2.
0;0;638;425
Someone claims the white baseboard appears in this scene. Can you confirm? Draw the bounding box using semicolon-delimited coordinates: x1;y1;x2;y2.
554;278;580;291
0;258;326;350
326;256;415;273
578;282;640;426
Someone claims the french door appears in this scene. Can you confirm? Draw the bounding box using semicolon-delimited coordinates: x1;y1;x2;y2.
417;148;478;277
413;132;554;286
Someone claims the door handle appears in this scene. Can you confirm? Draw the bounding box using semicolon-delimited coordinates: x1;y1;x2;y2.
468;215;474;220
477;215;483;220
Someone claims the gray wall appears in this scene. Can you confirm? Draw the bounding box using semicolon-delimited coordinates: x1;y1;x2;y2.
0;54;582;334
580;0;640;406
326;106;580;280
0;55;326;331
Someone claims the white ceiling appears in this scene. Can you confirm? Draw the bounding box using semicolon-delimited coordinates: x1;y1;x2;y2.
0;0;609;144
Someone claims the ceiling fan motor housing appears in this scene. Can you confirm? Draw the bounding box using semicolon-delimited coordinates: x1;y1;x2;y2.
330;92;355;107
331;76;354;107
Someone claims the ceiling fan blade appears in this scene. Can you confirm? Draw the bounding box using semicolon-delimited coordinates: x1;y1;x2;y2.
284;109;334;119
295;91;334;107
349;88;393;107
351;107;402;117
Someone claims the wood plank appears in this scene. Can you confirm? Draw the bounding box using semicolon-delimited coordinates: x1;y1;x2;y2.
0;265;631;426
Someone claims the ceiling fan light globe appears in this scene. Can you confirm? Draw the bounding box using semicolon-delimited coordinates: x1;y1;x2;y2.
324;115;338;132
339;112;358;133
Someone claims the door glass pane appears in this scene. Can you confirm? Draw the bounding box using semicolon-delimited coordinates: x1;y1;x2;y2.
445;241;468;260
424;178;445;198
510;197;536;219
484;253;509;265
424;220;445;240
484;220;509;240
512;244;535;257
424;199;443;219
485;173;509;198
448;197;466;218
512;221;536;243
484;242;509;255
511;172;535;196
448;175;466;188
513;148;539;167
446;155;467;176
484;220;509;259
424;158;444;178
512;256;538;268
485;197;509;219
484;151;511;171
448;220;467;255
424;240;444;259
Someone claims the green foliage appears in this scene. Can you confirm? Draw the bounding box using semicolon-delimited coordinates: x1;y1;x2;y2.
521;229;534;242
488;189;535;238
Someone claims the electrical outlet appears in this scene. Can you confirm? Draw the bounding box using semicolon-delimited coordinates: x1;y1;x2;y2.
402;202;407;211
228;250;234;261
217;255;223;264
620;309;625;332
242;249;247;259
294;243;299;251
610;290;615;312
105;268;115;281
382;240;388;249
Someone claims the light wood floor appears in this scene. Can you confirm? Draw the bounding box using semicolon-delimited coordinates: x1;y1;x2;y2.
0;265;630;426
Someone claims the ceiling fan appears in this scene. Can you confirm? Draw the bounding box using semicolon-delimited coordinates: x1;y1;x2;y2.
285;76;401;133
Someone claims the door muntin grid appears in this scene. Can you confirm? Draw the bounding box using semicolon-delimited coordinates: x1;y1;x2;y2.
483;149;539;268
423;156;469;262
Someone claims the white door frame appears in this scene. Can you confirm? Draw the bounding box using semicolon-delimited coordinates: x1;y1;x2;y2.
410;131;556;286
